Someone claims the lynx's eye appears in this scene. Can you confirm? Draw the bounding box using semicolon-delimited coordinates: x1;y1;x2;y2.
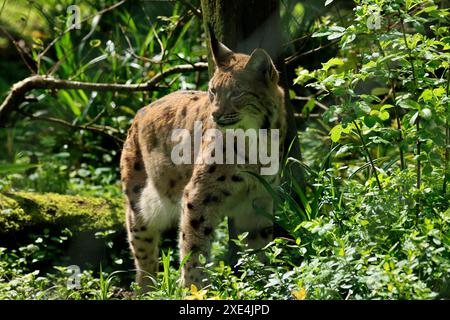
231;91;245;101
230;84;246;101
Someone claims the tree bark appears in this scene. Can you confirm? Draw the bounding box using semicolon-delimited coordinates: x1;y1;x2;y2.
200;0;305;187
200;0;305;251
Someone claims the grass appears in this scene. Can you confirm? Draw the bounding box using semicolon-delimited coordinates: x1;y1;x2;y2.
0;169;448;300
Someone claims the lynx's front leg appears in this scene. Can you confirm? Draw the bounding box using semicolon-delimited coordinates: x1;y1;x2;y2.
180;198;222;287
179;166;229;288
235;196;274;259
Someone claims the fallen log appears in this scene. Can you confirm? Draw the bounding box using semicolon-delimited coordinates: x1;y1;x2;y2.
0;192;125;245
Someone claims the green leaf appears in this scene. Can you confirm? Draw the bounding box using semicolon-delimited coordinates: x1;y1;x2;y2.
302;98;315;116
178;251;192;272
86;54;107;66
330;124;343;142
380;104;395;111
292;3;305;21
405;0;413;10
198;254;206;265
410;111;419;126
422;164;433;175
327;32;344;40
0;163;40;174
119;106;136;116
399;99;420;110
355;102;371;115
363;115;378;128
372;109;390;121
322;57;344;71
311;31;332;38
329;26;345;32
433;87;445;98
420;108;432;120
379;110;390;121
289;89;296;99
419;89;433;102
371;88;389;96
58;91;80;116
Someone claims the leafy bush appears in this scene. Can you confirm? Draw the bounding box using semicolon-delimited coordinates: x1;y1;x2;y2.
287;0;450;299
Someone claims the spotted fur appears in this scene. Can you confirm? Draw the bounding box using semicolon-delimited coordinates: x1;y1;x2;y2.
120;37;286;291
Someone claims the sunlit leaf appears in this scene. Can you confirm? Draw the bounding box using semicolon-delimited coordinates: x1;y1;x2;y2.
330;124;343;142
322;57;345;71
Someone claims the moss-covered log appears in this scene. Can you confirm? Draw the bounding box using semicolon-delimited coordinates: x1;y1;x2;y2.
0;192;125;244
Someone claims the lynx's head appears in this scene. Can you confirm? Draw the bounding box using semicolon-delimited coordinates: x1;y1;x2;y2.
207;31;285;131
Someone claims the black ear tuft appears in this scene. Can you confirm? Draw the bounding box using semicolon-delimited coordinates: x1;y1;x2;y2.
208;24;233;68
207;23;218;52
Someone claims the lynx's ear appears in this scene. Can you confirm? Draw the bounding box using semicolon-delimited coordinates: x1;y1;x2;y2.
245;48;279;85
208;24;233;68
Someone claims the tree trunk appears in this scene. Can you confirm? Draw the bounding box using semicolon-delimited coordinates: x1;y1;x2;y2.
200;0;305;250
200;0;305;188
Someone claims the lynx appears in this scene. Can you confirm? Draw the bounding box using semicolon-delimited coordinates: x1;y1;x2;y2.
120;32;286;291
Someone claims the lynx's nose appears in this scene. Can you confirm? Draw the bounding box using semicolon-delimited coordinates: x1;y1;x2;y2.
212;111;239;126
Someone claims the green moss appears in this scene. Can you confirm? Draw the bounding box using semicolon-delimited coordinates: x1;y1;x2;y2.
0;192;125;236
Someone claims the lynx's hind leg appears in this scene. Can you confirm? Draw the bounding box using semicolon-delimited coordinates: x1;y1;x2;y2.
127;179;181;292
125;206;160;291
121;126;164;292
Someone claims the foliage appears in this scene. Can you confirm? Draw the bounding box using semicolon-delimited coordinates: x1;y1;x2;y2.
0;0;449;300
0;0;207;196
289;0;450;299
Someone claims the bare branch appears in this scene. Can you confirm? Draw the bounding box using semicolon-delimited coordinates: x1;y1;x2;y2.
179;0;202;19
0;62;208;124
285;40;339;65
0;26;35;74
293;96;328;111
20;110;124;145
